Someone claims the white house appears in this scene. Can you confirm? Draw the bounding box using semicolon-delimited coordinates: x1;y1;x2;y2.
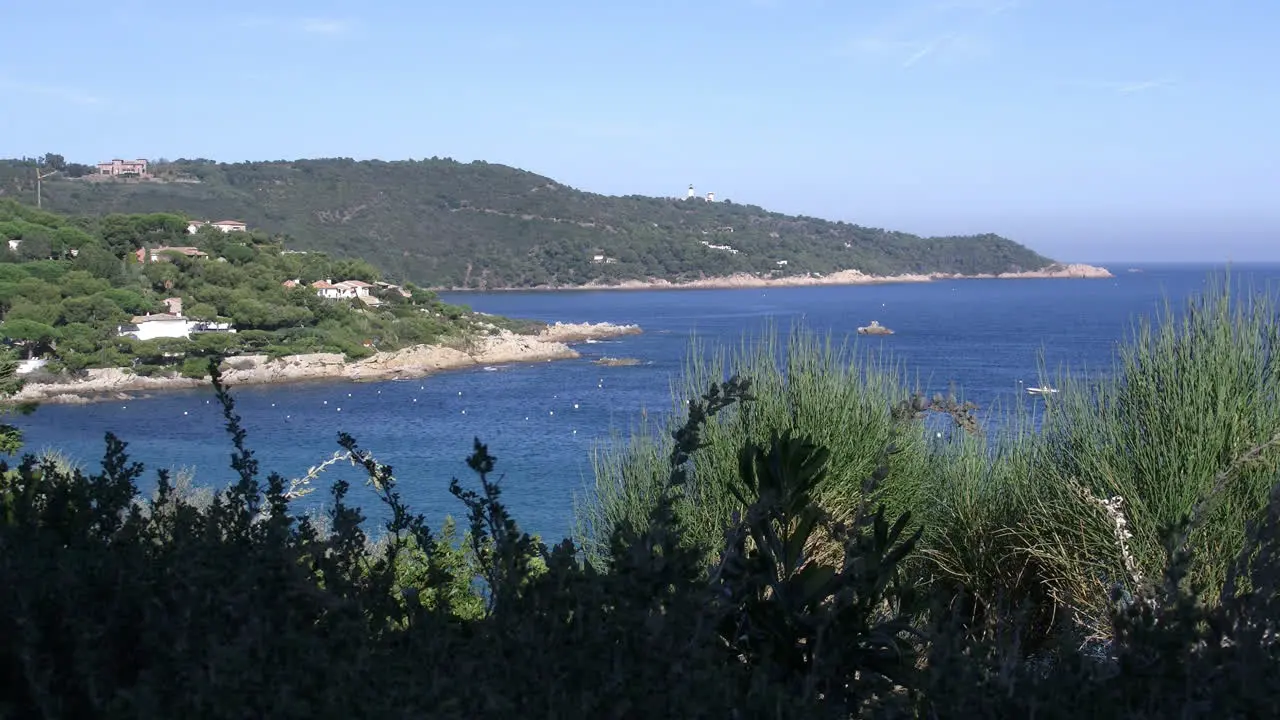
188;219;248;234
16;358;47;375
118;313;235;341
339;280;373;297
311;280;343;299
311;279;373;299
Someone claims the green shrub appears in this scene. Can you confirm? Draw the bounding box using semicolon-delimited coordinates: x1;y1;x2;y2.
179;356;211;379
1025;275;1280;633
131;363;168;377
579;323;934;566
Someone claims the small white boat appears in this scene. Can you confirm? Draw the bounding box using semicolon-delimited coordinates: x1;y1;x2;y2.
1026;386;1058;396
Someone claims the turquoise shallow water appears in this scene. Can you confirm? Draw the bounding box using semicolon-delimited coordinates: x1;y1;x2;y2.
13;264;1280;542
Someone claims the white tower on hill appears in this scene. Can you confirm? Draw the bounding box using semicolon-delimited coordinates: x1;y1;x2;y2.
687;184;695;199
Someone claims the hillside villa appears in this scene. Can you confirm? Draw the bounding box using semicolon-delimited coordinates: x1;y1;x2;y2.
187;220;248;234
117;311;235;342
96;159;149;177
135;246;209;263
284;278;400;307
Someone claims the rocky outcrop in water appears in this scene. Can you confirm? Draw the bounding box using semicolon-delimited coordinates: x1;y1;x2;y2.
856;321;894;336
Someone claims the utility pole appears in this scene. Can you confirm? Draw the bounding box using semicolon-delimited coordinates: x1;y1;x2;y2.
35;167;59;209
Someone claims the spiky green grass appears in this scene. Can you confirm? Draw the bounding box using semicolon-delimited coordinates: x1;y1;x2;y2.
578;273;1280;643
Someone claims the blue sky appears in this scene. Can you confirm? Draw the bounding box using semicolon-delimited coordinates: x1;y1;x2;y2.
1;0;1276;263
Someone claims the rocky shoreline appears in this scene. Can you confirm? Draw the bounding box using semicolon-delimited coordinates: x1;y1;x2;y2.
12;322;642;405
437;263;1113;292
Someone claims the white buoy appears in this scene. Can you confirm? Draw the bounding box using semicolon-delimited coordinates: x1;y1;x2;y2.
323;400;328;405
549;410;554;416
183;411;188;415
462;409;467;414
573;403;579;409
458;391;462;396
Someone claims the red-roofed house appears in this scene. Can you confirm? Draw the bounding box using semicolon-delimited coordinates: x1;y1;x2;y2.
136;246;209;263
311;279;374;300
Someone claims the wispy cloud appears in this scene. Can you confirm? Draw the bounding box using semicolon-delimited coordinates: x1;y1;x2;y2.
1115;78;1176;94
0;77;103;106
237;15;357;38
299;18;352;36
834;0;1017;69
1069;77;1178;95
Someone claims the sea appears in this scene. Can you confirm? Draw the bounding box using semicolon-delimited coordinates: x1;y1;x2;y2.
13;264;1280;542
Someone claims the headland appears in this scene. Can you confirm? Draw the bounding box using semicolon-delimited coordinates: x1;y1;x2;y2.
12;322;641;405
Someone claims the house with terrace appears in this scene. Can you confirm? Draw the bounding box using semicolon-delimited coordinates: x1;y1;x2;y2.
187;220;248;234
135;246;208;264
118;312;235;342
308;279;374;300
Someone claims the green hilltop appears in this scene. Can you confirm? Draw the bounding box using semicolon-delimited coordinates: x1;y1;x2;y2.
0;155;1054;289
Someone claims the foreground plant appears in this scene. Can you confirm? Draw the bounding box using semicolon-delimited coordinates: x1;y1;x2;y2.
2;351;1280;718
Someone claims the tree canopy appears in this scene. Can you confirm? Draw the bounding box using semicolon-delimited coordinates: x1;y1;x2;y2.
0;199;528;376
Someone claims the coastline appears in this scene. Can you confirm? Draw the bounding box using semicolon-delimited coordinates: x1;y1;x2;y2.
431;263;1113;293
12;322;642;406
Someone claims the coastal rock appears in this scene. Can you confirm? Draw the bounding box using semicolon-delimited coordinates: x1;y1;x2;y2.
11;322;641;405
1000;263;1114;279
856;321;894;336
539;321;642;343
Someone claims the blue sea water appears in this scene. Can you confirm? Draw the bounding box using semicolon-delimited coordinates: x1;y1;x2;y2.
13;264;1280;542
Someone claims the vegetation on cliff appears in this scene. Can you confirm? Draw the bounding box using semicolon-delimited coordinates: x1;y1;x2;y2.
0;199;539;379
0;155;1056;289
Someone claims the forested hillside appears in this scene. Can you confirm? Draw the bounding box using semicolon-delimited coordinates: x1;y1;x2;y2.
0;200;532;376
0;156;1054;289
